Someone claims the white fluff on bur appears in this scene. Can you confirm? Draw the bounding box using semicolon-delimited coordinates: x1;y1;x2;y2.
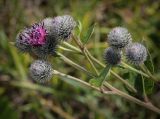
29;60;53;83
125;43;147;65
107;27;132;49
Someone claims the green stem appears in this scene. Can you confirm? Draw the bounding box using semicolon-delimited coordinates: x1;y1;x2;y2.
121;62;149;78
140;64;158;82
72;35;99;75
52;70;114;95
111;71;137;93
54;69;160;114
57;52;95;77
104;82;160;114
142;76;149;102
85;49;105;67
63;42;82;53
59;46;79;53
84;48;99;75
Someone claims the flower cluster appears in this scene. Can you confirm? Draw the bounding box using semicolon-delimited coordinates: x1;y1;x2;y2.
104;27;147;66
16;15;76;59
15;15;76;83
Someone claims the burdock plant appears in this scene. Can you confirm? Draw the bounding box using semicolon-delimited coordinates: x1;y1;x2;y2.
14;15;160;114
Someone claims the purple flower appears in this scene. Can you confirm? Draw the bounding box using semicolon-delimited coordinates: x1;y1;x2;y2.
17;23;47;47
27;23;47;46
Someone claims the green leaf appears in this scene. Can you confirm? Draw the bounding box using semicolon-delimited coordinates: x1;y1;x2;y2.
142;76;154;95
145;49;154;73
82;23;96;44
134;75;154;95
89;66;111;87
134;75;143;95
77;20;82;37
123;71;137;94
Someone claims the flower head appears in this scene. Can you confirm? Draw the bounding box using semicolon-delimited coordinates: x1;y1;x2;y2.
125;43;147;65
104;47;122;66
15;15;76;57
52;15;76;41
107;27;132;49
29;60;53;83
27;23;47;46
17;23;47;46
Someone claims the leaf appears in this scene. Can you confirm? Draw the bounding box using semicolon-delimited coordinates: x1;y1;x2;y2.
77;20;82;37
134;75;154;95
123;71;137;86
141;40;154;73
145;49;154;73
82;23;96;44
142;76;154;95
134;75;143;95
89;66;111;87
123;71;137;94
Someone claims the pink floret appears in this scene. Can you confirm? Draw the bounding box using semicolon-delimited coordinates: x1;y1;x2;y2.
28;23;47;46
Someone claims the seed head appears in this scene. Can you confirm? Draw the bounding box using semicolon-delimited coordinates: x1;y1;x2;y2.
29;60;53;83
107;27;132;49
125;43;147;65
104;47;122;66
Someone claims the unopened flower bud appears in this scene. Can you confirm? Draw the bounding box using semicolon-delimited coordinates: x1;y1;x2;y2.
107;27;132;49
125;43;147;65
52;15;76;40
29;60;53;83
104;47;122;66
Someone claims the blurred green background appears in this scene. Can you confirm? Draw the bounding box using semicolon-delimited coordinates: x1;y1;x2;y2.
0;0;160;118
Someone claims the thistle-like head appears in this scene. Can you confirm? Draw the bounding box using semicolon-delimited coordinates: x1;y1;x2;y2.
16;23;47;52
53;15;76;40
125;43;147;65
29;60;53;83
28;23;47;46
104;47;122;66
107;27;132;49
